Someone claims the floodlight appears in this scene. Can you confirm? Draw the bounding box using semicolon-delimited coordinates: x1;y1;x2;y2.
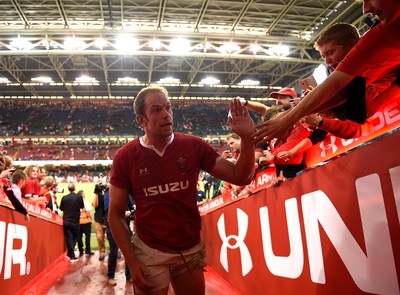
158;77;180;84
301;34;312;41
267;45;290;57
239;79;260;86
220;42;240;53
31;77;53;83
250;44;261;54
10;37;33;50
115;35;139;53
75;75;98;83
169;38;191;53
149;38;162;50
64;37;86;50
0;77;10;83
201;77;220;85
117;77;140;84
95;38;107;49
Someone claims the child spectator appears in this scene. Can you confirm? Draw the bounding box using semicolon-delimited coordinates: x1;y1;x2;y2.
21;165;47;208
8;170;30;222
9;170;27;203
39;175;56;211
0;155;30;222
38;167;48;186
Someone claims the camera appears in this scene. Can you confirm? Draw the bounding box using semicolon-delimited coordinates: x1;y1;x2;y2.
94;183;106;194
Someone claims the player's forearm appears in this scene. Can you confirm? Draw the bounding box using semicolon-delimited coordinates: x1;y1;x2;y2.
233;138;255;185
246;101;269;115
109;184;140;272
109;212;138;269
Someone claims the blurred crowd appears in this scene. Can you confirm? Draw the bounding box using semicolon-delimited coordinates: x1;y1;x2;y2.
0;100;259;138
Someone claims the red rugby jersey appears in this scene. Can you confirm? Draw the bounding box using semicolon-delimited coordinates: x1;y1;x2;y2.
111;133;220;251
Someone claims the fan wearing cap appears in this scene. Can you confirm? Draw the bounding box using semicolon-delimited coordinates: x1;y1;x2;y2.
270;87;299;110
240;87;298;116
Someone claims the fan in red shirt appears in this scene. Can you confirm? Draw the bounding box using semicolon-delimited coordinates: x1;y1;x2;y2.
21;164;47;208
254;0;400;145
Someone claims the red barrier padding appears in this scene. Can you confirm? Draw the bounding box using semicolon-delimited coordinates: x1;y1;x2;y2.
201;130;400;294
15;253;69;295
0;204;65;295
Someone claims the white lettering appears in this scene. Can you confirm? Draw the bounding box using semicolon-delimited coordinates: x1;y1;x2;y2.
0;221;5;275
218;209;253;276
169;182;180;192
259;198;303;278
302;182;398;294
146;186;158;196
384;100;400;125
0;221;28;280
143;181;190;197
209;197;223;209
40;209;52;218
371;112;385;132
158;184;169;194
341;137;358;146
180;180;189;190
257;173;274;187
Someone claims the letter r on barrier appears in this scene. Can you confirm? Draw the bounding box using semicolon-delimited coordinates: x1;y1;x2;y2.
4;223;28;280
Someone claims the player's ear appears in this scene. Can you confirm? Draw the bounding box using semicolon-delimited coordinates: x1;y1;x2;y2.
136;115;146;127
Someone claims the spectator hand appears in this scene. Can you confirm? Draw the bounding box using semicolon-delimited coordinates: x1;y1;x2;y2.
258;155;274;166
24;214;30;223
0;168;13;179
227;98;255;140
277;151;291;162
253;109;291;146
221;150;233;159
301;85;315;97
271;171;287;186
302;114;322;127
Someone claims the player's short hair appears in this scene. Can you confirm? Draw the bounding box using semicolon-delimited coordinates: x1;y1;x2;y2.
134;86;169;117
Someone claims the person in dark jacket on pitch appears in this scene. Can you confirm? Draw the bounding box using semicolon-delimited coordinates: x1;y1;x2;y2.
60;183;84;261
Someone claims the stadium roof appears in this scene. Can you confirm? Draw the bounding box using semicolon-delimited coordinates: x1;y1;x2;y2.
0;0;370;100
